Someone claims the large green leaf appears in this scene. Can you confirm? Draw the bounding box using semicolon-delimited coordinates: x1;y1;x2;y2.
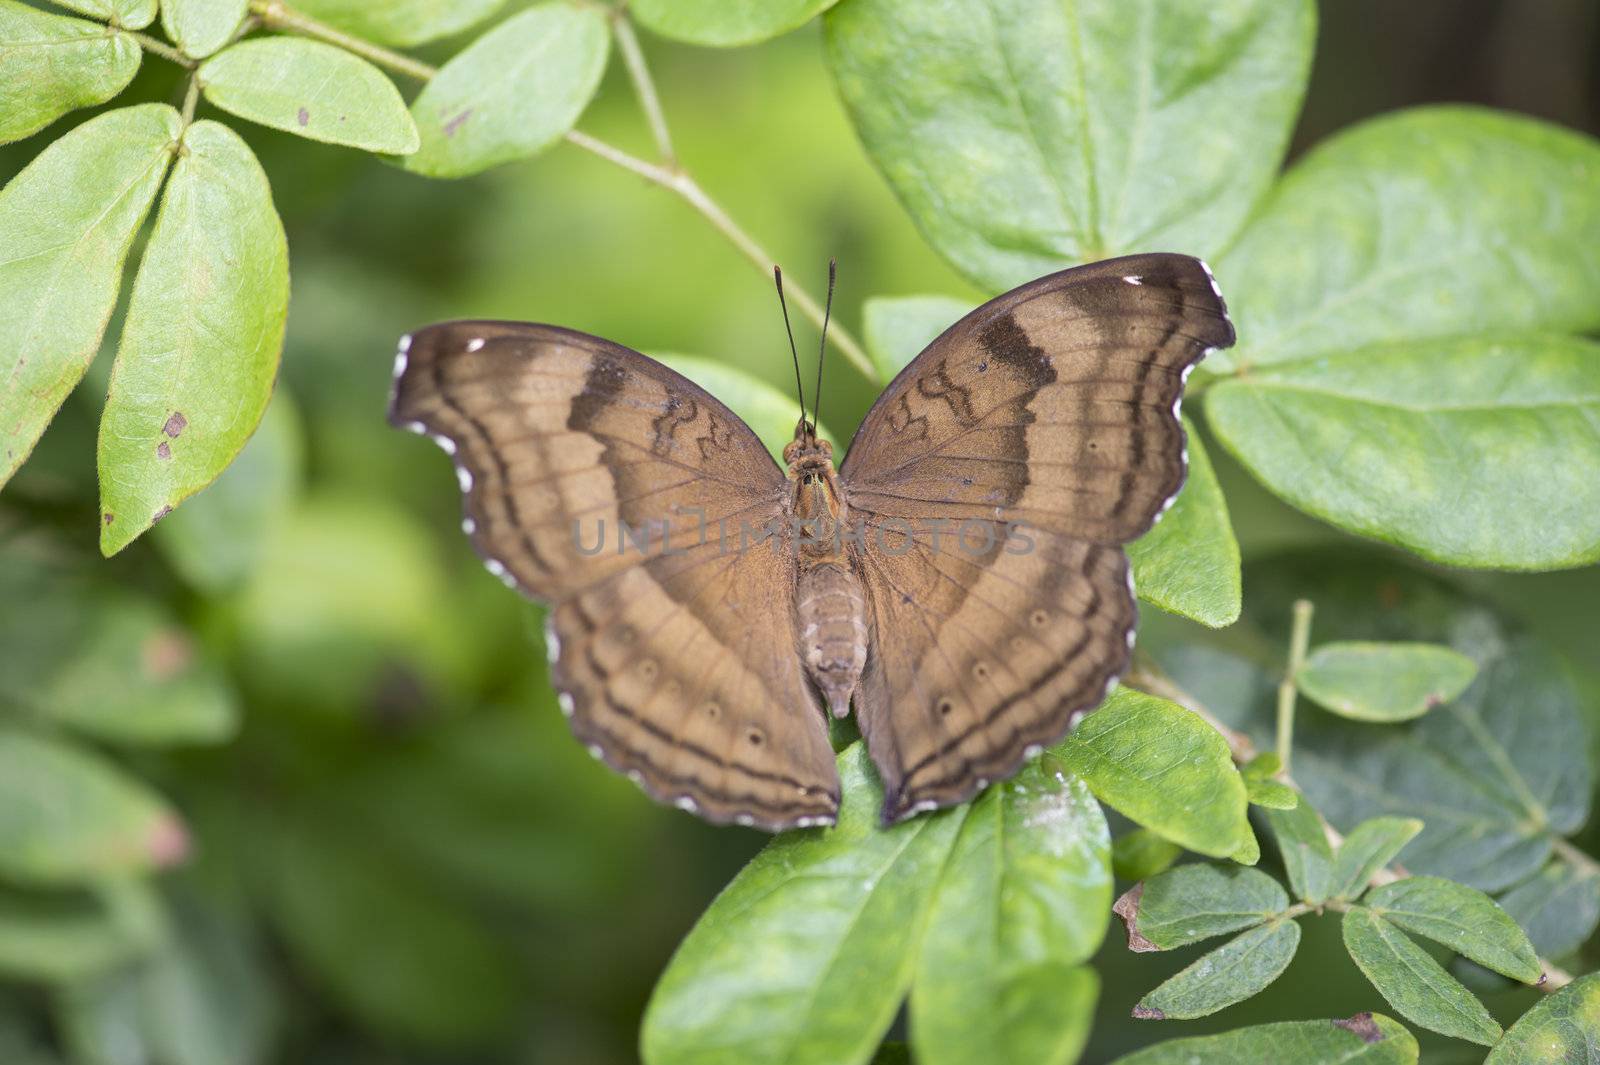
910;764;1109;1065
1206;335;1600;569
825;0;1314;290
1484;972;1600;1065
1341;905;1501;1046
160;0;246;59
1126;420;1240;628
1116;863;1288;952
200;38;420;153
152;391;301;592
0;728;185;885
98;119;288;556
405;1;609;178
1107;1015;1418;1065
1216;107;1600;374
292;0;505;46
633;0;840;46
642;744;966;1065
0;104;177;490
1056;688;1253;860
0;2;141;144
1133;918;1300;1020
1364;876;1541;983
1327;818;1423;902
43;0;154;31
1297;642;1477;722
655;353;838;461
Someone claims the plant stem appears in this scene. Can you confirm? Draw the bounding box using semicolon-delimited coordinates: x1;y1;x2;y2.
250;0;877;381
611;11;675;164
250;1;439;82
1277;599;1313;774
1125;653;1573;992
180;73;201;127
128;30;196;69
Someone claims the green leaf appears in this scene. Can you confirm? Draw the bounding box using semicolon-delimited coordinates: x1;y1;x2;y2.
0;3;141;144
1485;971;1600;1065
1496;859;1600;960
291;0;505;46
1116;862;1288;951
910;765;1109;1065
1241;754;1297;808
825;0;1314;290
152;391;301;592
199;38;419;153
1265;793;1334;904
642;744;966;1065
862;294;973;381
1133;918;1300;1020
1056;688;1253;860
0;728;185;885
1298;642;1478;722
655;353;839;461
0;104;177;490
1216;107;1600;375
1107;1014;1418;1065
1111;828;1182;883
633;0;840;46
261;821;517;1047
1127;421;1241;628
1341;905;1501;1046
135;903;278;1065
0;882;160;983
1207;335;1600;569
1328;818;1423;902
405;2;609;179
1364;876;1541;983
42;0;155;31
98;119;288;556
160;0;245;59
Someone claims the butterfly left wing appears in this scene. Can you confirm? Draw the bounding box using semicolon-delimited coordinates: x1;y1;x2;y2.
838;253;1234;823
390;322;840;829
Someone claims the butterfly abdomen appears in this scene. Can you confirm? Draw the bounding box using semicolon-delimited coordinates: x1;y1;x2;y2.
796;561;868;719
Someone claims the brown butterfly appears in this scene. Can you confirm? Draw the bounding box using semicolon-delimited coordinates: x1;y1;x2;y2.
388;252;1233;830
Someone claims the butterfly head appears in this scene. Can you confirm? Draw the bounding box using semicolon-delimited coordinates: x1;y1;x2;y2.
783;421;834;478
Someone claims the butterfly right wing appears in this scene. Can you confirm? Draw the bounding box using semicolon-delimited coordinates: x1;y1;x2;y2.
390;322;840;829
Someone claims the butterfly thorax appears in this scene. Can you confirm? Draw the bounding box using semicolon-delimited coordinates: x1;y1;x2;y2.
784;429;868;719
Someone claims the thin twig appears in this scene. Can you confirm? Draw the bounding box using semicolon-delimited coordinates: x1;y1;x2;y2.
250;1;438;81
1277;599;1314;774
180;73;202;127
611;12;675;164
251;0;877;380
1125;654;1573;992
128;30;196;69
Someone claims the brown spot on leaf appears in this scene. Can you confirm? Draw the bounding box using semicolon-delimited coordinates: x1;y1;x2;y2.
163;411;187;438
443;107;473;137
103;512;114;525
1113;883;1159;952
156;441;171;460
1131;1005;1165;1020
297;107;310;127
152;505;172;523
1332;1012;1383;1044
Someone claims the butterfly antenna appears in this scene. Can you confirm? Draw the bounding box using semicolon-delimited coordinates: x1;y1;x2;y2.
811;258;836;434
774;265;809;432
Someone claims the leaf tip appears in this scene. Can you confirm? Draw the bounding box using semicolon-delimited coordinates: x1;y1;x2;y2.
1113;883;1159;951
1131;1003;1166;1020
148;811;190;868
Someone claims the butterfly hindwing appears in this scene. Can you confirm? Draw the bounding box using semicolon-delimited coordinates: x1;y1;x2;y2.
839;253;1234;822
390;323;840;829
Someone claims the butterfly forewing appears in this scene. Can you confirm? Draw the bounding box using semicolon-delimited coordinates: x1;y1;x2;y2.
839;253;1233;822
390;323;840;829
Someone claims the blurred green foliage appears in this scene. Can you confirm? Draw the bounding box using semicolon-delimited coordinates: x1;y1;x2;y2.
2;0;1599;1063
